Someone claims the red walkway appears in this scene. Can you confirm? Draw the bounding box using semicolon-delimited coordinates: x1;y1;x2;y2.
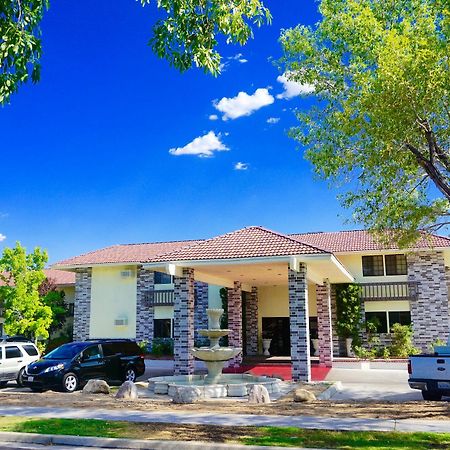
223;364;330;381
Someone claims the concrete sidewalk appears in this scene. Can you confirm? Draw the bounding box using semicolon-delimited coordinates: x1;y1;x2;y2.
0;405;449;433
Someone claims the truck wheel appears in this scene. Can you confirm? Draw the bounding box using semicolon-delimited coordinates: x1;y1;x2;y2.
422;390;442;401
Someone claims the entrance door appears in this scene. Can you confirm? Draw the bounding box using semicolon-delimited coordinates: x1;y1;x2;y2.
262;317;290;356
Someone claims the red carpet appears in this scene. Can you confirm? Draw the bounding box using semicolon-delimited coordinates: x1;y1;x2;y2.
223;364;330;381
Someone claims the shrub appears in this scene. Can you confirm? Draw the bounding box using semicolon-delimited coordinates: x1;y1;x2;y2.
388;323;420;358
138;340;150;354
335;284;363;340
150;338;174;357
428;338;446;353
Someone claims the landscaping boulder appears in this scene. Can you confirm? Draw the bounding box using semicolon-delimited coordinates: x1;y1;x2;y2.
248;384;271;404
171;386;202;404
115;381;138;400
293;388;316;402
82;379;110;395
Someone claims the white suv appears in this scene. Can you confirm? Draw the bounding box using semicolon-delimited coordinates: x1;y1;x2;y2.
0;341;40;387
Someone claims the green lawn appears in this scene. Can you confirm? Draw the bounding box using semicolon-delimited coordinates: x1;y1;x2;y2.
0;416;449;449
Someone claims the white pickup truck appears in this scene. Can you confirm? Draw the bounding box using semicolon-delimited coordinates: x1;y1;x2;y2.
408;345;450;400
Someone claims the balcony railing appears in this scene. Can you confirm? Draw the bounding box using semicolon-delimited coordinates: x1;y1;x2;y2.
359;281;419;302
143;289;174;306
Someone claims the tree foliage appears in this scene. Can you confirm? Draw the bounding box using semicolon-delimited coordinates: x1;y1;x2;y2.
1;0;270;105
280;0;450;246
0;242;53;340
335;283;362;339
39;277;70;336
0;0;48;104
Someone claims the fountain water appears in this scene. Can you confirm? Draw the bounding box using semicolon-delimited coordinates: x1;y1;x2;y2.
148;308;282;398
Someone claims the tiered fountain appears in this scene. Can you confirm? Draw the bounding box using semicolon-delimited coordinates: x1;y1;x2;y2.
148;308;281;398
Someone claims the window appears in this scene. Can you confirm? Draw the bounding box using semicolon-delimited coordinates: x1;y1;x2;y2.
154;272;173;284
68;304;75;316
362;255;384;276
22;345;39;356
5;346;22;359
82;345;101;360
385;254;407;275
388;311;411;327
154;319;172;338
365;312;388;333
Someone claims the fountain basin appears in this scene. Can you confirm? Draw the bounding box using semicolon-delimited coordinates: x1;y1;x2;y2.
148;373;282;398
190;347;241;361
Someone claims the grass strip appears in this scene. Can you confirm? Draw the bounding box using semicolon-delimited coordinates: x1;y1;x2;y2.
0;416;449;449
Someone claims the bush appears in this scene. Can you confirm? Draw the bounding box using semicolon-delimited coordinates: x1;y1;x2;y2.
138;340;150;354
335;284;363;341
388;323;420;358
428;338;446;353
150;338;174;357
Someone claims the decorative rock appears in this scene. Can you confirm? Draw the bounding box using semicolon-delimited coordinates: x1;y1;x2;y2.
293;388;316;402
248;384;271;403
172;386;202;404
115;381;138;400
82;379;110;395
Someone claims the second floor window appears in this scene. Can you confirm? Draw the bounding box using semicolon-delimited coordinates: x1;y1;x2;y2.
362;255;384;276
362;254;407;277
154;272;173;284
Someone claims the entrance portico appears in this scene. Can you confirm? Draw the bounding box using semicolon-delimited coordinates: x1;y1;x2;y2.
144;226;353;381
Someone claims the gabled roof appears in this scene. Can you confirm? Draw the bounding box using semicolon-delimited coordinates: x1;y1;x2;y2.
290;230;450;253
147;226;327;263
54;240;202;267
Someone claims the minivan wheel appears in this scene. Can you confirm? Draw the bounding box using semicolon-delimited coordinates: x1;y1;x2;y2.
62;373;79;393
16;367;25;387
124;367;137;382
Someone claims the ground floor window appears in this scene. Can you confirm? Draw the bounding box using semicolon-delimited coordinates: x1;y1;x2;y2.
154;319;173;338
365;311;411;334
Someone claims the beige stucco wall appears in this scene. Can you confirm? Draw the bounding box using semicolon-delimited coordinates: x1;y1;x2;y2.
90;265;137;339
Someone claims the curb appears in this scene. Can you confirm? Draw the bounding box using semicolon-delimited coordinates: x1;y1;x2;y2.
0;431;308;450
317;381;342;400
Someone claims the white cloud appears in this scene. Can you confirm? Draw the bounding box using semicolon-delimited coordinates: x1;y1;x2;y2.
209;114;218;121
238;58;248;64
214;88;275;120
169;131;229;158
234;162;249;171
267;117;280;124
219;54;248;72
276;73;314;100
0;233;5;242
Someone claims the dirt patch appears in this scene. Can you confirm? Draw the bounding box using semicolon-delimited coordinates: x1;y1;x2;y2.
0;383;449;420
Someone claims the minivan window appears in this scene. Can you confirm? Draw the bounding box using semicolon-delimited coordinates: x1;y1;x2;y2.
102;343;119;357
44;343;87;360
22;344;39;356
5;346;22;359
82;345;102;361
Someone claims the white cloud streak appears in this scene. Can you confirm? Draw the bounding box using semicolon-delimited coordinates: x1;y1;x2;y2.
276;73;314;99
214;88;274;120
209;114;218;121
234;162;249;171
267;117;280;124
0;233;6;242
169;131;229;158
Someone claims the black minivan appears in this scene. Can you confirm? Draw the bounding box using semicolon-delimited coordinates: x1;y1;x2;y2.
22;339;145;392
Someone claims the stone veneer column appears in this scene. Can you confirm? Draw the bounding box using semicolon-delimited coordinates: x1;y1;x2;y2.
245;286;259;356
407;251;450;351
135;268;155;342
228;281;243;367
173;268;195;375
289;265;311;381
194;282;209;342
330;284;341;356
316;281;333;367
73;268;92;341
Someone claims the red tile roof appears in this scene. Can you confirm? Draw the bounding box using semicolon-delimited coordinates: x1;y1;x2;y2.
55;240;202;267
290;230;450;253
148;226;327;262
0;269;75;287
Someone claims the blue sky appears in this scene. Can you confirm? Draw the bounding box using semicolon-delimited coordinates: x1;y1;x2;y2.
0;0;355;263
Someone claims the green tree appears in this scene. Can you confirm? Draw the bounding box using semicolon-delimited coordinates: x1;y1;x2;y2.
280;0;450;246
0;242;53;341
39;277;70;336
1;0;270;105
